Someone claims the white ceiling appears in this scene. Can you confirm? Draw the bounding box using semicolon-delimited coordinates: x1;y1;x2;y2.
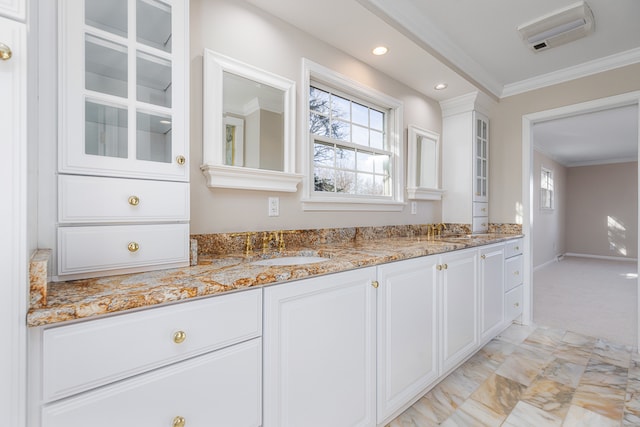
243;0;640;164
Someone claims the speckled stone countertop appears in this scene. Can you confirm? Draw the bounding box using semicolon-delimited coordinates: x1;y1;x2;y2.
27;232;522;327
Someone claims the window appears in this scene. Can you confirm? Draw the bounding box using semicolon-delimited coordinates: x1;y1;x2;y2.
540;167;554;210
302;59;403;211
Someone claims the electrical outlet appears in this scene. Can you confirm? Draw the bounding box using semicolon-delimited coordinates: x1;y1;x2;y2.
268;197;280;217
410;201;417;215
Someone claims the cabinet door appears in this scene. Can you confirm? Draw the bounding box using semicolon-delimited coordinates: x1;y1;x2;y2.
440;249;478;373
263;268;377;427
473;112;488;203
479;244;505;342
42;338;262;427
377;257;439;424
59;0;188;181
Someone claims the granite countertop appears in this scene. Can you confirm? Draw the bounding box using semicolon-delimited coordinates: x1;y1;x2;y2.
27;233;522;327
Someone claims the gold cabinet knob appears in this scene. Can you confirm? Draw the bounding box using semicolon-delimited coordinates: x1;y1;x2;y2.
514;270;520;275
436;264;443;271
480;254;486;260
371;280;379;288
515;302;520;307
127;242;139;252
173;330;186;344
128;195;140;206
515;246;519;251
172;416;186;427
176;155;186;165
0;42;12;60
443;263;448;270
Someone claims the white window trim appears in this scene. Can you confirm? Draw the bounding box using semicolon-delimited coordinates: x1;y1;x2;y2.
540;166;554;210
301;58;405;212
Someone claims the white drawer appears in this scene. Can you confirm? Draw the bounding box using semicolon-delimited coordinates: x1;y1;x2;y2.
58;175;189;223
505;285;523;322
505;254;523;291
472;216;488;233
473;202;488;217
42;289;262;402
43;338;262;427
504;238;523;258
57;224;189;276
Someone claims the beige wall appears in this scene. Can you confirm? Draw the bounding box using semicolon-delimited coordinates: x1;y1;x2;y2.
189;0;443;233
491;63;640;223
533;151;567;268
565;162;638;259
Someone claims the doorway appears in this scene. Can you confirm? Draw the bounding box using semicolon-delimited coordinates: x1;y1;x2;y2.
521;91;640;347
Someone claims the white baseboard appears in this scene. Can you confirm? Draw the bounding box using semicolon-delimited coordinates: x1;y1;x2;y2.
564;252;638;262
533;254;565;272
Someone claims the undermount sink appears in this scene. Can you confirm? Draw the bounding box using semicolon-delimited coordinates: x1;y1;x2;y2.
250;256;329;266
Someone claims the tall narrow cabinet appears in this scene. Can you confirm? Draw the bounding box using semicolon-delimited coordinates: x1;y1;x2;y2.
56;0;190;279
441;92;494;233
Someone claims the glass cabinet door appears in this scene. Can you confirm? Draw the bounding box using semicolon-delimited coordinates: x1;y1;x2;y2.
60;0;187;181
473;114;488;202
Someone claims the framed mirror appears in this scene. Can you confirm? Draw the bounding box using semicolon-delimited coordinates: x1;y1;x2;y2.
407;125;445;200
201;49;302;192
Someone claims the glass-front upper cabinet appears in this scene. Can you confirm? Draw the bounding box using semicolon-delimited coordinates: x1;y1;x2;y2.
473;112;488;203
59;0;188;181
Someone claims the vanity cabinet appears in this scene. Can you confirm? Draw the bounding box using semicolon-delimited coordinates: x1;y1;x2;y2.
37;289;263;427
56;0;190;279
263;267;377;427
441;92;493;233
479;244;505;342
376;257;439;423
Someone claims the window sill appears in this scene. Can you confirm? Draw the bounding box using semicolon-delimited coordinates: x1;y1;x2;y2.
302;197;405;212
201;164;303;192
407;187;445;201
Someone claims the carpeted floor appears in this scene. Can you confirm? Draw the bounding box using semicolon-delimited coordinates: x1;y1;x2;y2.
533;256;638;347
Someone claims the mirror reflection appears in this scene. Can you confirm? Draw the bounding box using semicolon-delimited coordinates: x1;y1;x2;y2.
415;135;437;188
407;125;443;200
223;72;284;171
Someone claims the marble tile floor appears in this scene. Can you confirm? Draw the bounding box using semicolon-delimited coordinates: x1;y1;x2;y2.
387;324;640;426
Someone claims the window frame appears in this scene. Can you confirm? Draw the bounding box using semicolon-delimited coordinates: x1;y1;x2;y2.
540;166;554;210
301;58;404;211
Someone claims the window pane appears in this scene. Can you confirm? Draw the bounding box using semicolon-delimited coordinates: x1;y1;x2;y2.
357;174;374;195
374;154;389;174
336;146;356;170
352;125;368;146
314;142;335;167
137;0;172;53
137;51;172;107
310;87;330;114
374;175;387;196
370;109;384;131
310;112;330;137
331;95;350;120
85;101;128;158
370;130;383;149
136;111;172;163
85;0;127;37
352;103;369;126
85;36;128;98
357;151;374;173
332;120;350;142
335;171;356;194
314;167;335;192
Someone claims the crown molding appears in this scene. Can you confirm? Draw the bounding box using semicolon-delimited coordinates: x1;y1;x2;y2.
502;47;640;98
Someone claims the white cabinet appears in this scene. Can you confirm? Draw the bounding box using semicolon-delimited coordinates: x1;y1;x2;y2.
504;238;524;322
479;244;505;342
56;0;190;279
439;248;478;374
376;257;439;424
0;0;24;21
263;268;377;427
37;289;263;427
441;92;494;233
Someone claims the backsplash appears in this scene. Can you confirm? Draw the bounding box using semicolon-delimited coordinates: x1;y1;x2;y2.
191;223;522;256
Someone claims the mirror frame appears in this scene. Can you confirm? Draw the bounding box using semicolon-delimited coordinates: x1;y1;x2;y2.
407;125;445;200
201;49;302;192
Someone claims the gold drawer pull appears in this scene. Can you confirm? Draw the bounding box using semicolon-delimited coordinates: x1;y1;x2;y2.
481;254;486;260
127;242;139;252
514;271;520;275
128;195;140;206
514;302;520;307
515;246;519;250
173;330;186;344
172;416;186;427
371;280;379;288
436;264;442;271
481;208;487;212
443;264;448;270
176;155;186;165
0;42;12;60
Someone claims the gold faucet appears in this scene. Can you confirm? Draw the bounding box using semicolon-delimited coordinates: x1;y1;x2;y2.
262;231;280;254
230;232;256;256
435;223;447;237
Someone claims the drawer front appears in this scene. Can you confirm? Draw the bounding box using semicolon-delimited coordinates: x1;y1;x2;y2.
504;239;523;258
472;202;488;217
43;289;262;402
57;224;189;275
472;216;488;233
505;285;523;322
43;338;262;427
505;255;523;292
59;175;189;223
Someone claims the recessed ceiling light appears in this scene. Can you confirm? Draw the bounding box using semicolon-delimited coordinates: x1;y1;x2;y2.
372;46;388;56
434;83;448;90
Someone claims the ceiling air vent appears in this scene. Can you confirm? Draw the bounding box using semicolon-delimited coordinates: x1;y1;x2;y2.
517;1;595;52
